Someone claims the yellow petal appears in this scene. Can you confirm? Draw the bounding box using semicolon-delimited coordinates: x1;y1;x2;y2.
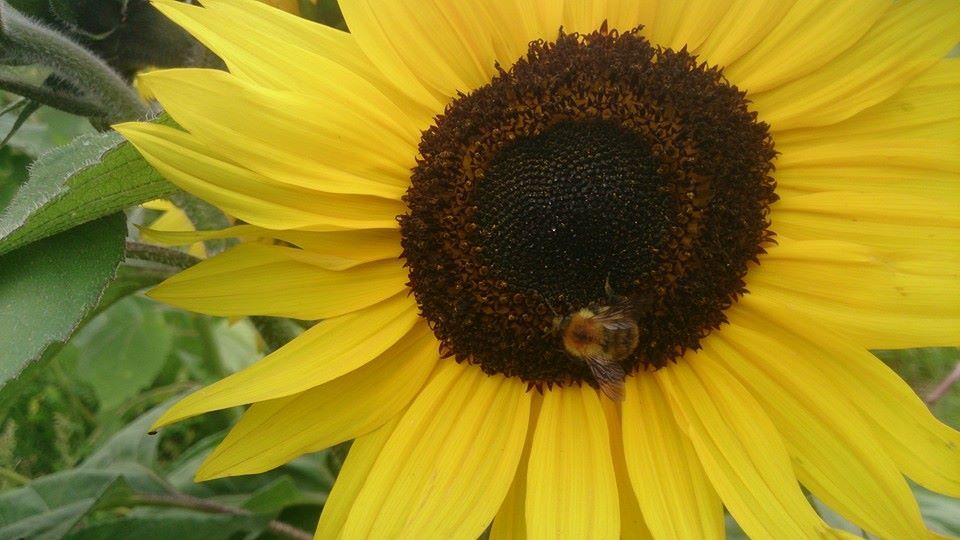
525;385;619;540
751;1;960;130
656;357;829;538
115;122;404;231
561;1;600;34
737;294;960;497
776;59;960;146
773;59;960;200
339;361;531;538
148;243;407;319
747;239;960;348
723;0;888;93
139;69;416;200
599;396;654;540
140;225;401;271
708;319;926;538
600;0;658;36
490;393;542;540
153;293;420;427
774;167;959;203
621;374;723;539
647;0;731;52
152;0;436;120
141;200;206;258
195;324;438;480
775;138;959;181
695;0;796;69
771;191;960;261
314;414;402;539
340;0;553;100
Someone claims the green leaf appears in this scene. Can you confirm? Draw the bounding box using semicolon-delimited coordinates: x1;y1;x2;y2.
0;127;175;255
64;511;271;540
211;318;262;374
916;487;960;536
0;144;30;209
81;393;181;470
71;296;173;410
0;102;95;158
0;472;161;540
0;213;125;403
241;476;302;515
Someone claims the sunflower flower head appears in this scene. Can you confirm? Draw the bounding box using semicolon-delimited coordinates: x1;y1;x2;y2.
116;0;960;538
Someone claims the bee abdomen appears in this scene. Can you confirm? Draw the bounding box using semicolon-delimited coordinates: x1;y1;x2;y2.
602;321;640;361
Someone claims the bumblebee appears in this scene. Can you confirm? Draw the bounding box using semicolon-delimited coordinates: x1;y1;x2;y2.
555;285;640;401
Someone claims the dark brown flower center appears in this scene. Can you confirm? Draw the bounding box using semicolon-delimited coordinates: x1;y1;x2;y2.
399;25;777;389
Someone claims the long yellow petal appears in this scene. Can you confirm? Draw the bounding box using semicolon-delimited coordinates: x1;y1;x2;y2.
621;374;723;539
340;0;541;99
600;394;654;540
139;69;416;199
560;0;607;35
600;0;658;37
771;191;960;261
115;122;405;231
195;324;437;480
490;393;542;540
776;59;960;146
773;59;959;200
747;239;960;348
148;243;407;320
751;0;960;130
152;0;437;121
140;226;401;271
708;319;926;538
339;361;531;538
656;357;829;539
152;293;420;427
723;0;888;94
737;294;960;497
647;0;731;52
526;385;619;540
314;414;402;539
695;0;796;69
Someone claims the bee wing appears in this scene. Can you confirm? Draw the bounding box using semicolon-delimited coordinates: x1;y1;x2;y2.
593;306;637;331
585;354;626;401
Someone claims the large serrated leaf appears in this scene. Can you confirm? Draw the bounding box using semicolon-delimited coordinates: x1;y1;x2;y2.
0;127;175;255
0;213;126;401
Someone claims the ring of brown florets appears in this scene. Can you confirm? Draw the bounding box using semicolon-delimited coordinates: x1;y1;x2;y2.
400;24;777;389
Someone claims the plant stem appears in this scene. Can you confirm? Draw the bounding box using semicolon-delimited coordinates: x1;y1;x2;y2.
124;241;200;270
127;494;313;540
0;466;30;486
0;1;148;121
250;316;302;353
0;75;105;117
925;361;960;406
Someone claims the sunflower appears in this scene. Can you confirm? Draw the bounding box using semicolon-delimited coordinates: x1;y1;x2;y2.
115;0;960;537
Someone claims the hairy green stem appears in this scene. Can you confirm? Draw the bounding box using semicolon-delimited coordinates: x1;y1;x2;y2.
0;75;105;117
0;1;147;121
250;316;302;353
124;241;200;270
